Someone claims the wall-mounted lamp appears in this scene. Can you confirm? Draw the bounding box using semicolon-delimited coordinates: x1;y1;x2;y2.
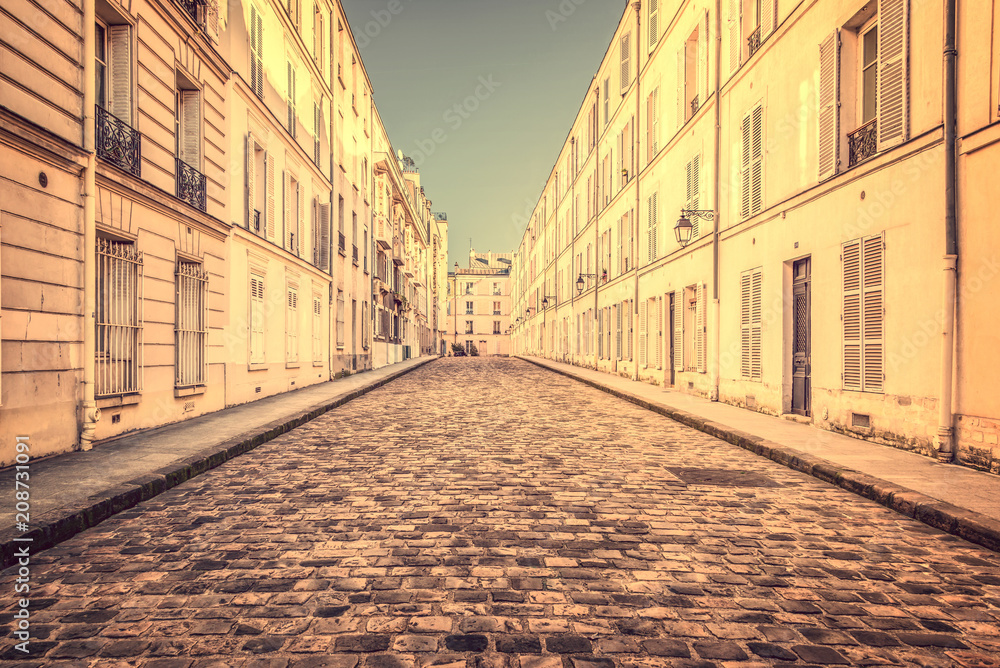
576;273;596;295
541;295;557;309
675;209;715;248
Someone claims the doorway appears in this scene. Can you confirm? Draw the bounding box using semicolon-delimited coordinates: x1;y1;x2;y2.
667;293;676;387
791;258;811;416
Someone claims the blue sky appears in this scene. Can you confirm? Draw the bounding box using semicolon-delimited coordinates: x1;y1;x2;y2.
341;0;626;265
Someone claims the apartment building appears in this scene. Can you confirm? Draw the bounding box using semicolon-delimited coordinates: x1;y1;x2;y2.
512;0;995;470
449;250;513;357
0;0;447;466
431;212;450;355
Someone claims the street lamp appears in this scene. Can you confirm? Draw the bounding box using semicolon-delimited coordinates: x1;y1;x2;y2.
541;295;557;309
576;273;596;295
676;209;715;248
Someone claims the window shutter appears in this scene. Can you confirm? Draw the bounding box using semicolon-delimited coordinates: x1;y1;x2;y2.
617;216;624;275
818;30;841;181
697;283;706;373
674;291;684;372
250;8;264;98
728;0;741;76
626;300;633;360
686;156;701;239
616;303;623;360
699;11;709;102
649;0;659;50
597;307;604;359
180;90;201;167
741;110;752;218
751;269;762;380
287;64;296;135
651;87;660;155
205;0;219;42
761;0;777;40
283;172;291;249
246;134;255;229
877;0;908;150
862;234;884;392
265;153;276;240
676;48;685;129
751;105;763;215
638;300;647;368
296;181;304;255
318;202;331;271
620;32;631;94
109;25;132;124
842;239;862;390
740;271;751;379
655;296;663;369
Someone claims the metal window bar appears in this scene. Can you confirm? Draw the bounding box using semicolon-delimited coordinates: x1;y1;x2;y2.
253;209;261;233
747;26;762;58
96;105;141;176
690;94;700;116
178;0;205;25
848;119;878;167
176;158;207;211
338;231;346;253
175;262;209;387
97;238;144;397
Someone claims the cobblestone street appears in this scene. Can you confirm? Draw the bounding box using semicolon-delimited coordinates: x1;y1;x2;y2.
4;358;1000;667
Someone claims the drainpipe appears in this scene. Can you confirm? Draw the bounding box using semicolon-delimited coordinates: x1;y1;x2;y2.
710;0;722;402
633;1;642;382
80;0;99;450
594;85;601;372
937;0;958;462
570;137;576;362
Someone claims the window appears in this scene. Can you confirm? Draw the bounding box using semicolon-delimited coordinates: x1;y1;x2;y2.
176;86;201;170
729;0;777;73
685;155;701;239
246;134;271;238
175;262;208;387
286;284;299;363
338;196;346;254
249;273;265;364
678;16;708;127
465;282;474;295
843;234;884;392
649;0;659;50
96;239;143;396
620;32;631;94
646;191;658;263
313;101;322;164
493;321;501;335
602;77;610;126
362;301;369;349
287;63;297;137
95;20;139;175
336;289;345;348
493;301;501;315
740;269;762;381
466;301;474;315
493;282;501;295
313;294;322;364
249;5;264;99
860;23;878;125
646;86;660;162
285;174;301;254
740;104;763;219
313;200;330;270
465;320;474;334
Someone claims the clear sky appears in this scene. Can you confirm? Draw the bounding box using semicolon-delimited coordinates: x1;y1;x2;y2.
341;0;626;266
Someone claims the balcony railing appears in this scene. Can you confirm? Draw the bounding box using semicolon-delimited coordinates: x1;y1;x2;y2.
848;119;878;168
352;245;359;265
178;0;203;23
747;26;762;58
690;94;700;116
96;105;140;177
252;209;261;233
175;158;207;212
338;231;346;255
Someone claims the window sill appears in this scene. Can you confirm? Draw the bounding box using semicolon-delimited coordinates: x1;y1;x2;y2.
339;249;347;257
174;385;206;398
313;361;324;367
96;393;141;409
286;362;300;369
247;363;268;372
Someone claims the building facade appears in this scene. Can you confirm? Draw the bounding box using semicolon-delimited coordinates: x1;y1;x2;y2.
511;0;997;471
449;250;513;357
0;0;447;466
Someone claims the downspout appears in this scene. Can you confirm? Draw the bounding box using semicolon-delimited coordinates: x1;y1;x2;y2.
594;86;600;371
633;1;642;381
80;0;99;450
710;0;722;402
570;137;576;363
937;0;958;462
369;94;373;369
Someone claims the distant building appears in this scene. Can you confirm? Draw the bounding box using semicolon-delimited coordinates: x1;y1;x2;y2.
448;250;513;356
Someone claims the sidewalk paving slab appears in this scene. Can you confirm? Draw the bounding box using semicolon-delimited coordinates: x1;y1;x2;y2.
521;355;1000;553
0;356;436;568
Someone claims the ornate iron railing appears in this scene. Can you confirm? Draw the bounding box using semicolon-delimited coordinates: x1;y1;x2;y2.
178;0;203;24
690;94;700;116
352;245;359;265
96;105;140;177
338;231;346;253
175;158;207;211
848;119;878;167
747;27;762;58
253;209;261;233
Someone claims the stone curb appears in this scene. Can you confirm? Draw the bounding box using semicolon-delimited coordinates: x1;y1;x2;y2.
0;357;438;570
521;356;1000;554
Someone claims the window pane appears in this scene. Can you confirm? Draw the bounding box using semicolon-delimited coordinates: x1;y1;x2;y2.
862;66;877;123
863;26;878;68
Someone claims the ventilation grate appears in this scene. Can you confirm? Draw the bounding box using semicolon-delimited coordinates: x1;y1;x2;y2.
852;412;871;428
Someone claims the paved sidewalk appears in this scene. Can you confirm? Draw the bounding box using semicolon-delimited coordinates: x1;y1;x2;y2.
0;356;436;568
521;355;1000;552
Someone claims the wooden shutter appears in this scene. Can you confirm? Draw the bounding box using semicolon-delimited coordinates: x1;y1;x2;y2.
250;7;263;98
696;283;706;373
250;274;265;363
818;30;841;181
287;63;296;135
597;306;604;359
246;134;256;229
686;155;701;238
318;202;330;271
296;180;304;255
283;172;291;249
728;0;741;76
616;303;623;360
674;290;684;372
647;192;658;263
620;32;631;94
761;0;777;40
638;300;648;368
742;105;764;218
741;111;752;218
676;48;685;129
740;271;751;379
842;239;863;390
751;270;762;380
649;0;659;50
862;234;884;392
180;90;200;167
109;25;132;124
877;0;909;150
655;296;663;369
265;153;275;240
651;87;660;156
625;300;633;360
205;0;220;42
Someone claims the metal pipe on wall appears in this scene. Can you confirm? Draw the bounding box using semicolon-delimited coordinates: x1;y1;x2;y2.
80;0;99;450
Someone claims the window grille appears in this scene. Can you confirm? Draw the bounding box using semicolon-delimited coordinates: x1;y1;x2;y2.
175;262;208;387
97;238;144;396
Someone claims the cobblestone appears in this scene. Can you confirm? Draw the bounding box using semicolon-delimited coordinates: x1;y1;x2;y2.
3;358;1000;665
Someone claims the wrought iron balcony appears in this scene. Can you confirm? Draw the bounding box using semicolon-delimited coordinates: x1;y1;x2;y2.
253;209;261;233
338;231;346;254
848;119;878;167
175;158;206;212
690;94;700;116
96;105;141;177
178;0;203;24
747;26;762;58
352;245;359;265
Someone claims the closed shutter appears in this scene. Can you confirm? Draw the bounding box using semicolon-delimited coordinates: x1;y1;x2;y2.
761;0;777;40
180;90;200;167
649;0;659;50
109;25;131;124
751;270;762;380
651;87;660;156
286;286;298;362
686;155;701;238
638;300;648;368
655;296;663;369
265;153;275;240
842;239;862;390
250;274;265;363
250;7;263;98
741;105;764;218
205;0;219;42
287;64;296;136
741;111;752;218
246;134;256;229
728;0;741;76
741;271;751;379
296;181;304;255
674;291;684;371
818;30;841;181
877;0;909;150
283;173;292;249
625;300;633;360
696;283;706;373
620;32;631;94
616;303;623;360
318;202;331;271
647;192;658;263
862;234;884;392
